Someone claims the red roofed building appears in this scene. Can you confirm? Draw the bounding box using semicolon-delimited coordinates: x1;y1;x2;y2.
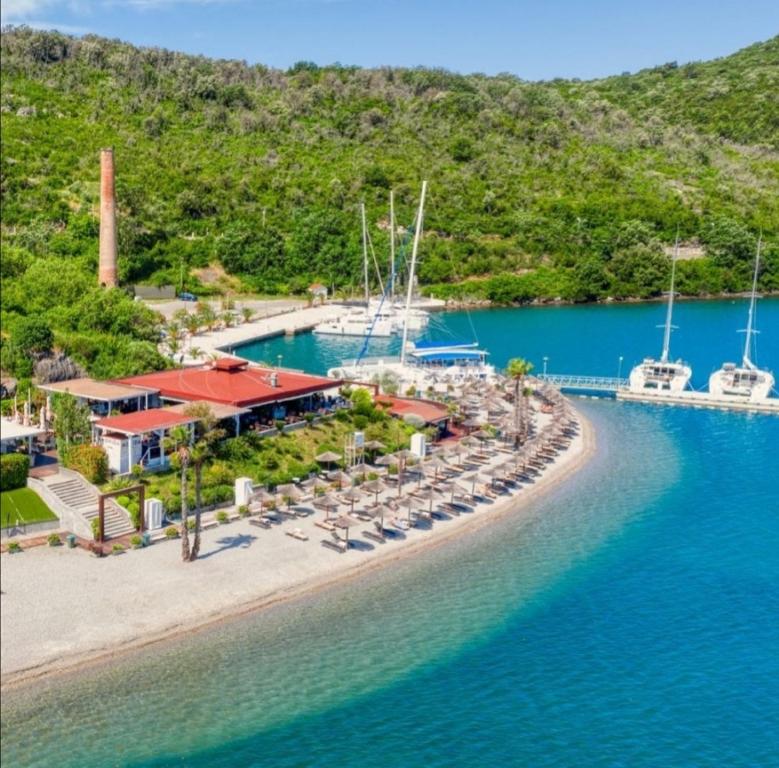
93;408;198;474
375;395;449;430
114;358;342;433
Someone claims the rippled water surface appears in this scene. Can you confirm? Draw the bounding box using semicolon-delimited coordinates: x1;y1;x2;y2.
2;301;778;767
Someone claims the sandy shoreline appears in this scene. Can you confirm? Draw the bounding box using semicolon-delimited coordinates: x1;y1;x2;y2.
1;408;595;691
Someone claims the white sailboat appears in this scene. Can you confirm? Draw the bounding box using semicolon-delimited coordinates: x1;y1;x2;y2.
708;235;775;401
329;181;496;392
313;202;396;338
628;235;692;394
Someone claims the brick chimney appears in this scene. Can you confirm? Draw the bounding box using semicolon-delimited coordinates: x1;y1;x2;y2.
98;148;118;287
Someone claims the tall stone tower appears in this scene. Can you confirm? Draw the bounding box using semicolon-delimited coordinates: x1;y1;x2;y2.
98;148;118;287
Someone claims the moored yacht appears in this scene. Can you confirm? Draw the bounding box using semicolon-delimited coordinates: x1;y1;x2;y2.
708;236;775;402
327;182;496;392
628;236;692;394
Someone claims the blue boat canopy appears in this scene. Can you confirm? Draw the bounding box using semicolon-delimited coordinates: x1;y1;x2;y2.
411;350;486;362
412;340;478;350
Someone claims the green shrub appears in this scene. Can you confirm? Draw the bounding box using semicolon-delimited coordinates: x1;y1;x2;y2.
202;484;234;507
165;525;179;539
238;504;250;517
112;543;125;554
274;419;286;432
47;533;62;547
0;454;29;491
130;534;143;549
91;517;100;540
186;518;196;531
65;444;108;484
216;510;229;524
7;541;22;553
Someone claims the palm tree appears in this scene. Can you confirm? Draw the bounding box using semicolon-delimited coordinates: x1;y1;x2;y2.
184;403;226;560
164;424;192;561
183;312;201;344
221;311;235;329
506;357;534;447
165;322;184;357
198;304;218;333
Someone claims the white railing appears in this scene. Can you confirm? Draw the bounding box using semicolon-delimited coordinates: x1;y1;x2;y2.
537;374;629;392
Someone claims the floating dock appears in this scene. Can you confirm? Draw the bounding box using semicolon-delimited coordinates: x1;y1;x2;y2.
616;389;779;414
537;375;779;415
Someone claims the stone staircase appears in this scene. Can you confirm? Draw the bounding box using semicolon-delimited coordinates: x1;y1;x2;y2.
43;474;135;540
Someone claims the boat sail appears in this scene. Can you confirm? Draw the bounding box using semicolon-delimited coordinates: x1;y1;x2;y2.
708;235;775;401
328;181;496;392
628;234;692;394
313;202;395;337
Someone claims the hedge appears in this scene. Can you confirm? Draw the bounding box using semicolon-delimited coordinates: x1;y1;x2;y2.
65;444;109;484
0;454;30;491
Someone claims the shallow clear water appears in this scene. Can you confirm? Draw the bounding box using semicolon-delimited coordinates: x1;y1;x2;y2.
2;301;778;768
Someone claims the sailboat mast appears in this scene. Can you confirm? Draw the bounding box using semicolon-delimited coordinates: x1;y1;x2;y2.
742;233;762;368
361;202;369;308
660;232;679;363
389;190;395;304
400;181;427;366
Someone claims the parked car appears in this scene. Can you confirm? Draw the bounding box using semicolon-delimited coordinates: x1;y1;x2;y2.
179;292;197;302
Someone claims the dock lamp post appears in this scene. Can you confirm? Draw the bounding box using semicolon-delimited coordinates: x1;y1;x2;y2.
542;356;549;377
618;355;624;381
277;354;283;369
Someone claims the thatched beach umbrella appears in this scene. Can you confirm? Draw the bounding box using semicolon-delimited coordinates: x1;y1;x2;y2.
315;450;342;470
302;476;331;493
249;488;276;516
340;486;363;515
361;478;387;506
313;492;341;521
276;483;304;510
413;487;439;517
329;470;353;490
332;514;359;548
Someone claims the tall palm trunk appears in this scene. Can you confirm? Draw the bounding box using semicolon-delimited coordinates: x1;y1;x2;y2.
189;462;203;561
180;453;191;561
513;376;522;449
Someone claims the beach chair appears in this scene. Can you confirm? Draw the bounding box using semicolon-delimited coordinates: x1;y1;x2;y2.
285;527;309;541
249;517;271;529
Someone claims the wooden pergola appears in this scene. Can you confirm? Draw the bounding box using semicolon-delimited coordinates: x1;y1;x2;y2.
96;484;145;543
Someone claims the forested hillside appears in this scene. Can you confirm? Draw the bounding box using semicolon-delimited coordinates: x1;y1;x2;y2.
1;27;778;379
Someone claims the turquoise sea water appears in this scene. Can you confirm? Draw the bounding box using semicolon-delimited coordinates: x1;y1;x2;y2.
2;300;778;768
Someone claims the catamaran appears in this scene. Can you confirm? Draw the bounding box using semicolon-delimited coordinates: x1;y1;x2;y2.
628;235;692;394
328;181;496;392
708;235;775;402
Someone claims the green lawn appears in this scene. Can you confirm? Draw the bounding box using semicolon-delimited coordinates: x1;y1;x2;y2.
0;488;58;528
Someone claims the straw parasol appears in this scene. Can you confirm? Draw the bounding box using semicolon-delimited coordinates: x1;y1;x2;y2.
313;492;341;521
332;514;359;547
328;469;353;490
412;486;439;517
339;486;363;515
373;453;397;467
361;478;387;506
249;488;276;515
302;476;331;493
276;483;304;510
348;461;372;480
315;450;342;470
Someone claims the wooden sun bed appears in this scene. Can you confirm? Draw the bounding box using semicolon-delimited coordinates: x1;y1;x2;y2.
285;528;309;541
315;520;336;532
249;517;271;529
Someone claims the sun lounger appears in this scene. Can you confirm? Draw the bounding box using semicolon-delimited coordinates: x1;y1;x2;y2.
286;528;309;541
249;517;271;529
315;520;336;532
321;538;346;553
362;530;385;544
